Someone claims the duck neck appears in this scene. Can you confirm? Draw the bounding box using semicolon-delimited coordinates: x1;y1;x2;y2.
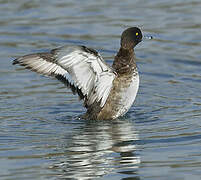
112;47;137;75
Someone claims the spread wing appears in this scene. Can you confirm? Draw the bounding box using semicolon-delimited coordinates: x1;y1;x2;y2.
13;45;116;107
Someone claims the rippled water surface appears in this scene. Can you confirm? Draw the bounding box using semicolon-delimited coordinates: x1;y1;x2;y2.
1;0;201;179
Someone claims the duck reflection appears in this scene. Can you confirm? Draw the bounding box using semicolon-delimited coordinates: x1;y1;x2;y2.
50;118;140;180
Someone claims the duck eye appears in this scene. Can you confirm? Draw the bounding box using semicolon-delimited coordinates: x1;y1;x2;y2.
136;32;139;36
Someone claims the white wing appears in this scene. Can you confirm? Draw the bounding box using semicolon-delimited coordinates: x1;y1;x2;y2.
13;45;116;107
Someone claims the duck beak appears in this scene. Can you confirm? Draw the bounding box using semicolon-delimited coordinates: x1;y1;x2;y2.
142;35;153;41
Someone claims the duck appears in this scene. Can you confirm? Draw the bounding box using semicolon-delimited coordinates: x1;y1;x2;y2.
13;27;143;120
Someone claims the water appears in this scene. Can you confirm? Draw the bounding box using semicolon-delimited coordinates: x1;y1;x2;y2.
1;0;201;179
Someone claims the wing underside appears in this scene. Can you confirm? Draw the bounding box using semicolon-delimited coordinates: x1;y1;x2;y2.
13;45;116;108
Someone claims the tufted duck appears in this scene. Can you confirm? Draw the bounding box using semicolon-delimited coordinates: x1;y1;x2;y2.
13;27;143;120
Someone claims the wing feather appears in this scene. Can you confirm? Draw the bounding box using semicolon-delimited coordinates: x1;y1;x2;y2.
13;45;116;107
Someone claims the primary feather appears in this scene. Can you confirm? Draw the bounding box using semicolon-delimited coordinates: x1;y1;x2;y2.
13;45;116;108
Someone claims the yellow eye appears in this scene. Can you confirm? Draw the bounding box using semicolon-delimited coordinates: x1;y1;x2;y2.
136;32;139;36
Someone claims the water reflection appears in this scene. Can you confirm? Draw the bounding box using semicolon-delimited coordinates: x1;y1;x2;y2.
50;118;140;179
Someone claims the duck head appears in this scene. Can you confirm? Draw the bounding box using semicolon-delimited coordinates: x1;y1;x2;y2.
121;27;142;49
